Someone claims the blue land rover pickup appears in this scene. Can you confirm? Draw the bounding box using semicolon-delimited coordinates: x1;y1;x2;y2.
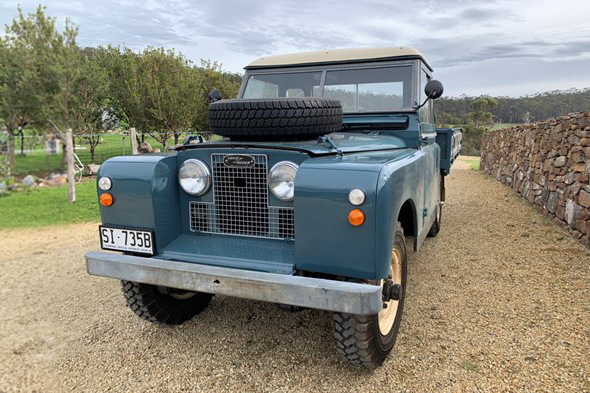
86;47;462;369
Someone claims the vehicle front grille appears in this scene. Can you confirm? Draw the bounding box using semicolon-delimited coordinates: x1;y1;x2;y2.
189;154;294;240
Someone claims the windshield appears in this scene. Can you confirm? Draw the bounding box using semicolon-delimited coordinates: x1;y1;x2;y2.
243;72;322;98
242;66;413;112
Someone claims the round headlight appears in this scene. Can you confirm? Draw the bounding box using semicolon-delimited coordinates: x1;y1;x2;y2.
269;161;298;201
348;189;365;205
179;159;211;196
98;177;112;191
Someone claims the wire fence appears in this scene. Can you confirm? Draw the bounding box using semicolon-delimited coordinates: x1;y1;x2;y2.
3;130;217;177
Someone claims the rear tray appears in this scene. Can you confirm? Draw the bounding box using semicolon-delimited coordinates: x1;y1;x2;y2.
435;127;463;174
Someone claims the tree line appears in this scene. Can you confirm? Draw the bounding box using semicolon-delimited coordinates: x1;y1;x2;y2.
0;6;241;168
434;89;590;155
436;88;590;125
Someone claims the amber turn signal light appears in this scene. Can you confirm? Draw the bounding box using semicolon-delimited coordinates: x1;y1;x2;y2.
348;209;364;226
99;193;113;206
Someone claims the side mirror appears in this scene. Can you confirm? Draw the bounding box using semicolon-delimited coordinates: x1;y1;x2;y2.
209;89;222;102
424;80;444;99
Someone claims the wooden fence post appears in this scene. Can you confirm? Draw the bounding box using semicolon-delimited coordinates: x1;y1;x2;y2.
130;127;138;155
66;129;75;203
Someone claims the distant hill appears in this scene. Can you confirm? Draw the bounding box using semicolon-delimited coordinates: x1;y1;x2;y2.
437;88;590;124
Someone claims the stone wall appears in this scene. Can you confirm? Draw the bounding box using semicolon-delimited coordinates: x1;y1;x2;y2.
480;111;590;248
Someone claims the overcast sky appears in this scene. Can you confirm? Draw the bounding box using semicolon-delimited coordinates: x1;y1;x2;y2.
2;0;590;97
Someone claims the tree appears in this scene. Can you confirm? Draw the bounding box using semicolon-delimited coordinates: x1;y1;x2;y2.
522;111;533;124
0;6;61;167
107;47;211;149
467;97;498;128
48;17;80;170
138;47;201;148
72;49;116;163
192;60;241;134
435;111;462;126
104;46;149;142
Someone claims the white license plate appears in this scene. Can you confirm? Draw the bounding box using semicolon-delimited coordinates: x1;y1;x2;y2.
100;226;154;255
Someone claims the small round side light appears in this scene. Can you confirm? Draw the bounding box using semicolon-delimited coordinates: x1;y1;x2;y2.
98;176;112;191
348;209;365;226
348;189;365;206
100;193;113;206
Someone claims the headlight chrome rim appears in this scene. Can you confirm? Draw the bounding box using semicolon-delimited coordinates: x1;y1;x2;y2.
268;161;298;201
348;189;366;206
179;159;211;196
98;176;112;191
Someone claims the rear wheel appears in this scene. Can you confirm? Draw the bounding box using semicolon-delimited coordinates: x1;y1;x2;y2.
333;222;407;369
428;174;444;237
427;202;442;237
121;281;212;325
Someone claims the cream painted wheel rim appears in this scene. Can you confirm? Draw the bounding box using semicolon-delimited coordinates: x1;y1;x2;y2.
378;247;402;335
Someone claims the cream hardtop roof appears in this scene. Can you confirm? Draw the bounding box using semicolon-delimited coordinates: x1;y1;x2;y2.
246;47;431;70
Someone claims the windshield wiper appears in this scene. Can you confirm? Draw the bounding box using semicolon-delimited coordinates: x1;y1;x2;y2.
317;135;343;156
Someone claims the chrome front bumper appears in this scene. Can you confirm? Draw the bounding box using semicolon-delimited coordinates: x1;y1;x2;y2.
85;252;382;315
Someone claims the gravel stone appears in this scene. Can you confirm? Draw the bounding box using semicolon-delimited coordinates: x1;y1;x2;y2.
1;157;589;392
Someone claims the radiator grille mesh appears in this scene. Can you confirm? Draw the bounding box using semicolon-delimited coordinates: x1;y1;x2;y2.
189;154;294;240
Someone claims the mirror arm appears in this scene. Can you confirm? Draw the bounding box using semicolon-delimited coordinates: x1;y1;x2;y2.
413;96;430;110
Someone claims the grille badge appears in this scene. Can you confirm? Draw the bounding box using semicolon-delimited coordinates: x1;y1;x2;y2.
223;154;255;168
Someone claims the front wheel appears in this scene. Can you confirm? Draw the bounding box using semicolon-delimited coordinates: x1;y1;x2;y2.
121;281;212;325
333;222;407;369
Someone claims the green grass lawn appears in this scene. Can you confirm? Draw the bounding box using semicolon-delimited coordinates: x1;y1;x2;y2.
459;155;481;171
12;132;223;177
12;151;63;176
0;180;100;229
487;123;518;130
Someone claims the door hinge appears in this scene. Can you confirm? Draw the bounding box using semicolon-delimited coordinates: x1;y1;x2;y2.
423;207;428;217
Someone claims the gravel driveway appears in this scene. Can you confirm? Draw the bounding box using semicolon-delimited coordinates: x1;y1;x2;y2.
1;157;589;392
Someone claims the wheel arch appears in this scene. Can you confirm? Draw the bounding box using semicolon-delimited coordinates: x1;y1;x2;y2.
397;198;417;241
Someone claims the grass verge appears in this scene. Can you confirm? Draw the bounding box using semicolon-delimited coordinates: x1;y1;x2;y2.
0;180;99;229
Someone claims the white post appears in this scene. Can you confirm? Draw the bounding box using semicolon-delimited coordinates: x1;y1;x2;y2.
66;129;75;203
130;127;138;155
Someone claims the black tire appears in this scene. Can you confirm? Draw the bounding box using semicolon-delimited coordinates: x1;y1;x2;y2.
121;281;212;325
208;97;343;140
428;175;444;237
427;203;442;237
333;222;407;369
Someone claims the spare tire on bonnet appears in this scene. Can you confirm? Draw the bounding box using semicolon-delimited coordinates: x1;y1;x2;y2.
208;97;343;140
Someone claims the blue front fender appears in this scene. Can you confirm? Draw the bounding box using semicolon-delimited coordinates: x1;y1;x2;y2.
97;154;181;252
294;149;425;280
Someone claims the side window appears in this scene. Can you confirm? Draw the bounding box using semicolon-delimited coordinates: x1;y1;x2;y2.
419;69;434;124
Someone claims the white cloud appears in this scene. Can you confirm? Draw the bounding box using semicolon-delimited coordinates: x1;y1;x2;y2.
1;0;589;96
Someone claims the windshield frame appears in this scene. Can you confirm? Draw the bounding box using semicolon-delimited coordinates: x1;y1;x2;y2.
239;60;423;114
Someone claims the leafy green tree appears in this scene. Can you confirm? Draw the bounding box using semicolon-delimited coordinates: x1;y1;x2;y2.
467;97;497;128
0;5;62;167
49;17;80;170
435;111;462;126
192;60;241;134
72;50;116;163
522;111;533;124
104;46;149;141
138;47;201;148
106;47;204;148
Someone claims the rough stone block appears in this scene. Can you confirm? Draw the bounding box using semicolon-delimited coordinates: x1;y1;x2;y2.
547;192;558;213
554;156;567;167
